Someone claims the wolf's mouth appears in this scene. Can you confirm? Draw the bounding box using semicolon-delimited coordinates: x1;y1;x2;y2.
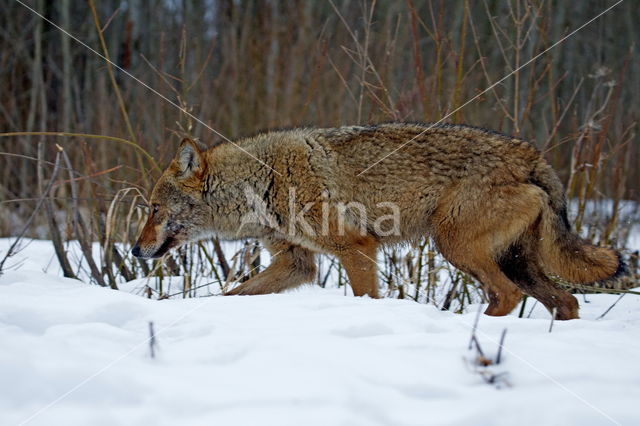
150;236;178;258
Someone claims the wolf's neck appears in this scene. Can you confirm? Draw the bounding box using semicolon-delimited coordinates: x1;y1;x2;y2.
202;144;274;240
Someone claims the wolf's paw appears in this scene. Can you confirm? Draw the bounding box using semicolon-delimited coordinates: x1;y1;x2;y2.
224;285;248;296
224;283;266;296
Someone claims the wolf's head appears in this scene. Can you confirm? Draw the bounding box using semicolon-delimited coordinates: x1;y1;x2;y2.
132;139;213;259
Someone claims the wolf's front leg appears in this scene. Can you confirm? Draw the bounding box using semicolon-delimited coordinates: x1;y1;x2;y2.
225;239;316;295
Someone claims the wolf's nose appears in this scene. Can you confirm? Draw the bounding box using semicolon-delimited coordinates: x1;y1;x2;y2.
131;245;141;257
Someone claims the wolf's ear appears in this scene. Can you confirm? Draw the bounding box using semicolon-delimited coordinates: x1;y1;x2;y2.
175;138;204;177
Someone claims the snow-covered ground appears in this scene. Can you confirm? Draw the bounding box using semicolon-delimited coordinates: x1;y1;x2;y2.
1;240;640;426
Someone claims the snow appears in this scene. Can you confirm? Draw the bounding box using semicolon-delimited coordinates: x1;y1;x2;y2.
1;240;640;426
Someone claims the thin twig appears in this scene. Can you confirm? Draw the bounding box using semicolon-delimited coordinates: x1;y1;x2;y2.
0;131;159;171
549;307;557;333
596;293;626;320
0;149;62;273
496;329;507;364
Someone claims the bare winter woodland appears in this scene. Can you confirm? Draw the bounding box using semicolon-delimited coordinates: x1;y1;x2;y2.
0;0;638;307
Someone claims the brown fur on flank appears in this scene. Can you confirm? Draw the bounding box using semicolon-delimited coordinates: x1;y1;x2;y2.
132;123;626;320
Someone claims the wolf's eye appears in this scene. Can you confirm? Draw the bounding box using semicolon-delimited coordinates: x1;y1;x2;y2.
152;205;159;214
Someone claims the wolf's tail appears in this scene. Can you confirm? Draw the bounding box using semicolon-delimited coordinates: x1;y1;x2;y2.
531;160;626;283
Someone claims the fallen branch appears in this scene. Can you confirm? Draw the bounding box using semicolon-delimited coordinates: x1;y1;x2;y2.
558;282;640;296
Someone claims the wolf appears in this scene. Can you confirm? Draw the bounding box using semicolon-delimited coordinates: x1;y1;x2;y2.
132;123;625;320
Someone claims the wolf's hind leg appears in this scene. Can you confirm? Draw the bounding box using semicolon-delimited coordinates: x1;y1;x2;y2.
225;239;316;295
431;184;552;316
436;248;523;316
498;240;579;320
